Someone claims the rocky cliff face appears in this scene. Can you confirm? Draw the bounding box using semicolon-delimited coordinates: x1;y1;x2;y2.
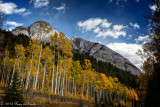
70;36;141;75
12;21;58;42
12;21;141;75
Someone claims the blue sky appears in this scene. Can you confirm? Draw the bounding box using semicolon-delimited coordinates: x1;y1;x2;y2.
0;0;155;69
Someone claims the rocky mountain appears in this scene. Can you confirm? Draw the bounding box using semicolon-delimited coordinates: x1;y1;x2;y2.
70;36;141;75
12;21;141;75
12;21;58;43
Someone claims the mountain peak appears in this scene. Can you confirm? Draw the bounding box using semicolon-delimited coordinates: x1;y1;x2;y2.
72;36;79;38
12;20;58;42
31;20;51;27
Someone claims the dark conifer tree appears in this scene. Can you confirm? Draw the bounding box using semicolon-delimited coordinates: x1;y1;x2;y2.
3;71;23;105
144;0;160;106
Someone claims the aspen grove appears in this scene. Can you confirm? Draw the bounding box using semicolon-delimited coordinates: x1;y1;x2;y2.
0;23;138;106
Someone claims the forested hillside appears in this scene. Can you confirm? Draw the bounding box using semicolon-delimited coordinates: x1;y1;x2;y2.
0;28;138;106
73;53;138;89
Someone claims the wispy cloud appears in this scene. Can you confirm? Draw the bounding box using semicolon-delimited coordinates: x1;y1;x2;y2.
5;21;23;31
135;35;150;43
0;1;31;16
54;3;66;13
129;23;140;29
22;10;31;16
136;0;140;3
30;0;49;8
77;18;127;39
6;21;23;27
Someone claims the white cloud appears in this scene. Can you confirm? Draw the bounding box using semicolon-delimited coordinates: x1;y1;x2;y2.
8;27;14;31
96;29;126;39
136;0;140;2
6;21;23;27
54;3;66;13
107;43;142;68
0;1;31;16
98;41;102;44
113;25;127;31
78;18;111;31
77;18;127;39
5;21;23;31
94;27;101;33
22;10;31;16
149;4;156;11
129;23;140;29
30;0;49;8
135;35;150;43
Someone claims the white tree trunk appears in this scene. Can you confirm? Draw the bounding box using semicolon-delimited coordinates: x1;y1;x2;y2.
72;77;74;95
82;72;85;99
62;66;65;96
26;47;34;90
10;59;17;86
51;59;55;95
55;52;59;95
34;44;42;90
42;62;46;89
58;65;62;95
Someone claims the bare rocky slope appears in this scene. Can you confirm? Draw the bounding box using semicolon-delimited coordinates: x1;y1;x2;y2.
12;21;141;75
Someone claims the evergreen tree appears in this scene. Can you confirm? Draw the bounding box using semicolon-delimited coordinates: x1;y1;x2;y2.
144;1;160;106
138;0;160;106
3;71;23;105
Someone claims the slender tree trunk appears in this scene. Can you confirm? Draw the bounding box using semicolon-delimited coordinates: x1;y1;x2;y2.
26;47;34;90
42;62;47;89
62;66;65;96
33;74;36;88
67;68;70;94
51;59;55;98
66;74;67;92
75;82;77;96
10;58;17;86
34;44;42;90
58;65;62;95
72;77;74;95
55;51;59;95
110;93;112;103
82;72;85;99
87;83;89;100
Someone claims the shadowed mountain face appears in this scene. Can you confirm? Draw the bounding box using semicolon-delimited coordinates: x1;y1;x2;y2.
70;36;141;75
12;21;141;75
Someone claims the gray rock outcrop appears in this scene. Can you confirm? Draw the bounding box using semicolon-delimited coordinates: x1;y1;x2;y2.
70;36;141;75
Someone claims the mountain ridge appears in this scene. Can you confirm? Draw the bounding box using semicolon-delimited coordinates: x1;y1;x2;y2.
11;21;141;75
